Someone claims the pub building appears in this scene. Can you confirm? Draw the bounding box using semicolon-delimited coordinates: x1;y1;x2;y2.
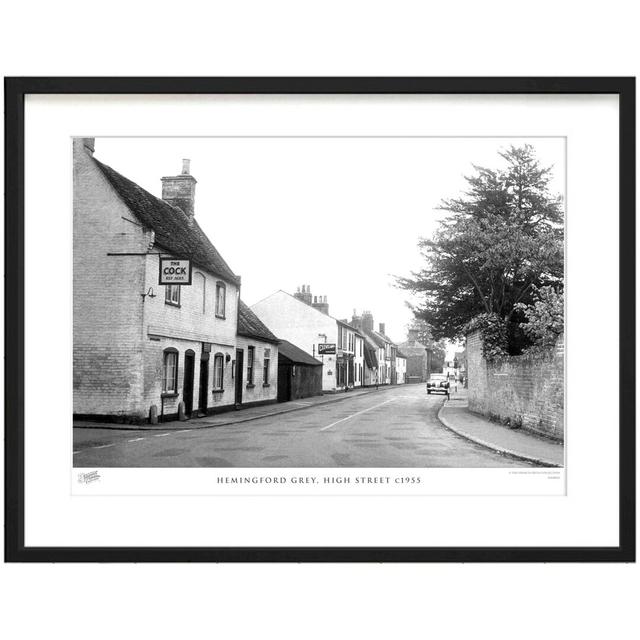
73;137;276;423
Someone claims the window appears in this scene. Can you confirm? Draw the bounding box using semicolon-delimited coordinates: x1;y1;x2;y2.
162;349;178;393
263;348;271;385
195;272;206;313
339;327;348;351
215;281;226;318
213;353;224;390
247;346;255;385
165;285;180;306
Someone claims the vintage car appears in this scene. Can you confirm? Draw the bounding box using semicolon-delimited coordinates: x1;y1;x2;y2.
426;374;450;396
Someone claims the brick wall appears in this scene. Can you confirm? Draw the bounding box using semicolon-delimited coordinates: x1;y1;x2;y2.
466;329;564;441
73;139;148;418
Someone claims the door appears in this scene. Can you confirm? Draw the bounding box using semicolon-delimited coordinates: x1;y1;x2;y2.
235;349;244;406
277;363;292;402
198;352;210;415
183;350;195;417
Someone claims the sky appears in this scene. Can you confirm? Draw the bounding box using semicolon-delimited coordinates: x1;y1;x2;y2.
93;137;565;348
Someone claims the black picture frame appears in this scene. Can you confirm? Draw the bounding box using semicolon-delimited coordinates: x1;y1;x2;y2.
4;77;635;563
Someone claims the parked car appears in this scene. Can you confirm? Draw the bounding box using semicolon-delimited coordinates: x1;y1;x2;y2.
427;374;450;396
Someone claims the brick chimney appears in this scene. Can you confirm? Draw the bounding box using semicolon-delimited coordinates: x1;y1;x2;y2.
361;311;374;332
379;323;386;335
351;310;362;330
408;328;419;342
294;284;313;305
312;295;329;315
161;159;197;219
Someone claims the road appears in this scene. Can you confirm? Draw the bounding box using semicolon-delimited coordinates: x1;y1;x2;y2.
73;385;530;468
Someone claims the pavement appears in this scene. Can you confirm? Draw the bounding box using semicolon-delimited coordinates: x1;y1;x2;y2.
438;388;564;467
73;384;535;468
73;385;395;431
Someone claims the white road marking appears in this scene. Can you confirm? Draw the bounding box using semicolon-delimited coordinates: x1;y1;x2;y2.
291;401;311;406
320;399;396;431
92;443;115;449
128;437;145;442
154;432;171;437
175;429;192;433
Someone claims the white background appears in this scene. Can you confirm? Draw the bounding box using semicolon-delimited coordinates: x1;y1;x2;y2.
1;2;638;640
28;95;603;544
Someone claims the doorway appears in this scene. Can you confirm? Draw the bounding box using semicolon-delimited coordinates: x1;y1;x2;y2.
198;351;210;416
235;348;244;406
277;363;292;402
183;350;195;417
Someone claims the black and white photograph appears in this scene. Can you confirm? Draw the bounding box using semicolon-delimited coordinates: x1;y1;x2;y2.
2;2;637;636
72;135;565;470
7;75;632;565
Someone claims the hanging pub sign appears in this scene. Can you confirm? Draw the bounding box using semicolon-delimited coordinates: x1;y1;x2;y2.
318;343;336;355
159;257;192;285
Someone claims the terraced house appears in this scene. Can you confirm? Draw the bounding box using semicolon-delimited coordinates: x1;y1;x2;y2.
73;138;277;423
350;311;396;385
251;286;364;392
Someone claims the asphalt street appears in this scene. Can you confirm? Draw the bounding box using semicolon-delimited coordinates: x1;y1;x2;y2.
73;385;531;468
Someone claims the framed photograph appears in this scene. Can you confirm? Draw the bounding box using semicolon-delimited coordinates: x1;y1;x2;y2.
4;77;635;562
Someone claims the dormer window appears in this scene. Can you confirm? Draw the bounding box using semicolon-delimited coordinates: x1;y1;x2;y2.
215;281;226;318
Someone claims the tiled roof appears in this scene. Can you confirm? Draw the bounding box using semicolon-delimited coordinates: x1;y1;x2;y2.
376;330;396;345
94;158;240;285
278;340;323;366
363;329;386;348
238;301;279;344
396;350;408;359
363;345;378;369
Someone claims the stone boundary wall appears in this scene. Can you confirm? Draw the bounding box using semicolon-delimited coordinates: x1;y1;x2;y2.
466;330;564;441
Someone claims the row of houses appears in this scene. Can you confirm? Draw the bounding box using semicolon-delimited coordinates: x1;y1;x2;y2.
73;139;430;423
252;288;411;393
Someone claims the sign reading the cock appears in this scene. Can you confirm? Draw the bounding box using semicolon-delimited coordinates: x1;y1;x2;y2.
159;257;192;285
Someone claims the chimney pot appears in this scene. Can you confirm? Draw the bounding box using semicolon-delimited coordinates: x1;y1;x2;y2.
182;159;191;174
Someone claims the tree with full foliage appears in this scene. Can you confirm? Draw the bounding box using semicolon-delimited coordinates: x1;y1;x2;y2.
515;285;564;353
397;145;564;354
429;340;447;373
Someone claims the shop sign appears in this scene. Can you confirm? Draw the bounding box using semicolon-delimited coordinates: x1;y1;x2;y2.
318;343;336;355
